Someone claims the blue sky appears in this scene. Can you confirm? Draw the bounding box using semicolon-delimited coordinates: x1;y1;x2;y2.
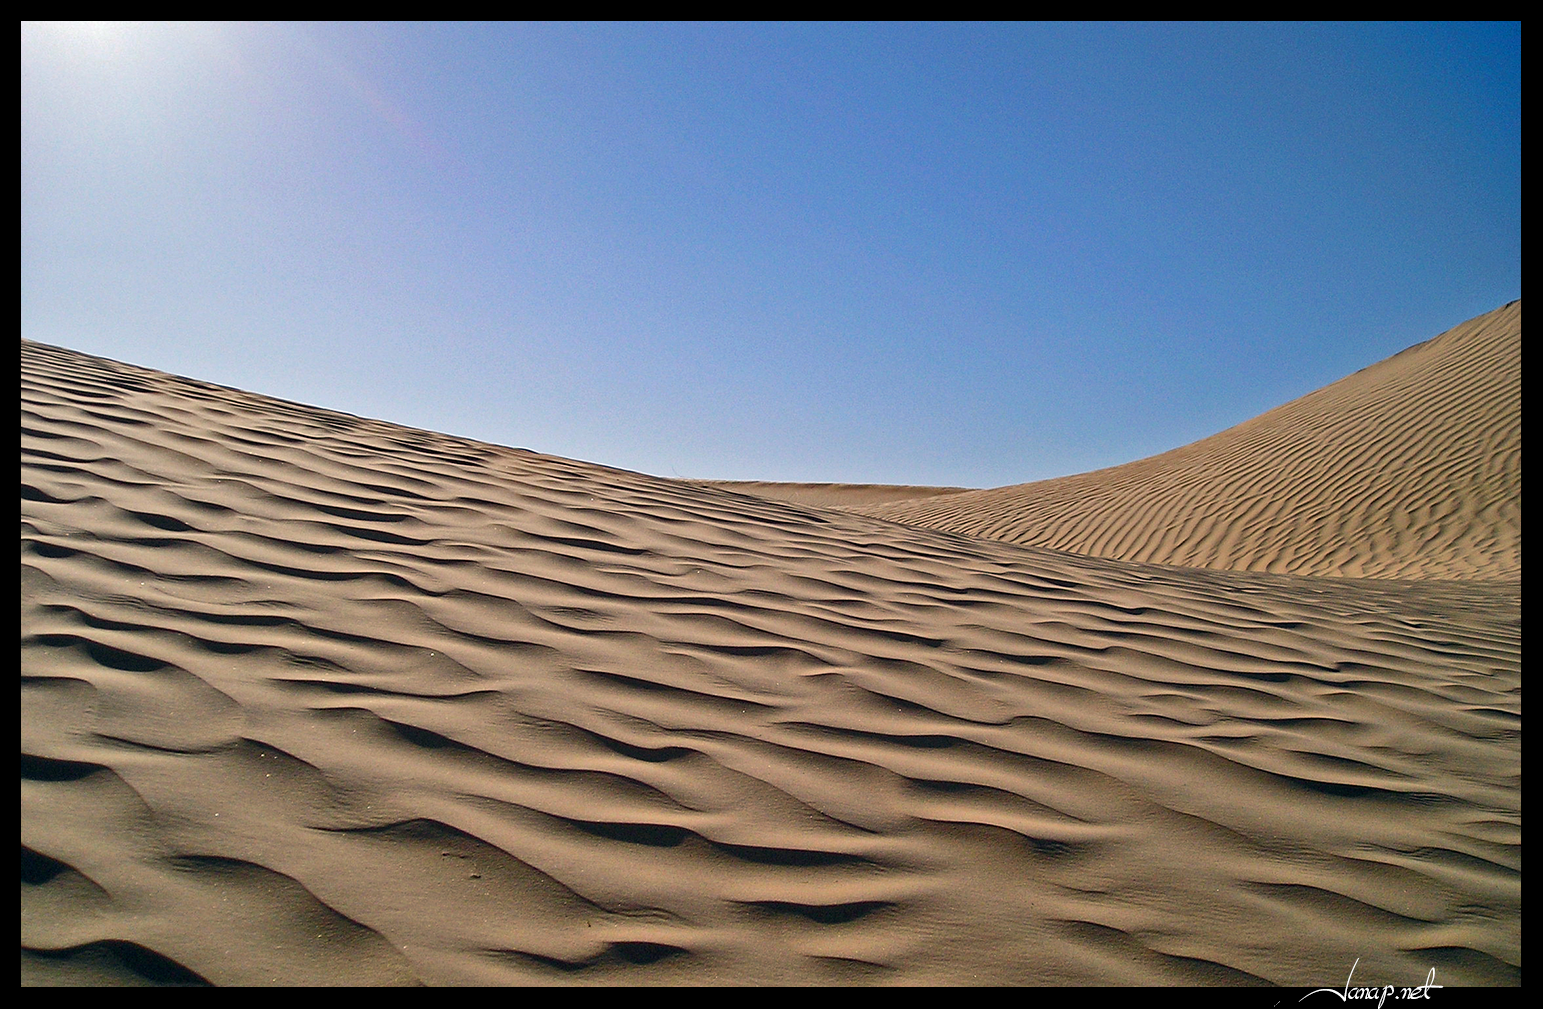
21;22;1520;487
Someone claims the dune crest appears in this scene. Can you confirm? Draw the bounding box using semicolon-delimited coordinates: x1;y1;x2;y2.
21;312;1520;985
846;302;1520;579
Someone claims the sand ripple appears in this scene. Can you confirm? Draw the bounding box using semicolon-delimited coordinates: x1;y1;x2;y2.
838;303;1519;581
21;325;1520;985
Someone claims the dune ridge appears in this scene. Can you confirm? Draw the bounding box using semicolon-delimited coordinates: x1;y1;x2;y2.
20;311;1520;985
741;303;1519;581
688;481;972;511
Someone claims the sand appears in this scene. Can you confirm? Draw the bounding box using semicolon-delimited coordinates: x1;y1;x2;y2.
722;302;1522;582
20;304;1520;986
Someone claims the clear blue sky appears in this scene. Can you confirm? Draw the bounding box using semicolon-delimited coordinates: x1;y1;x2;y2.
21;22;1520;487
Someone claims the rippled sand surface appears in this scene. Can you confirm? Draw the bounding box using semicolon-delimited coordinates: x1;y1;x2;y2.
20;307;1520;985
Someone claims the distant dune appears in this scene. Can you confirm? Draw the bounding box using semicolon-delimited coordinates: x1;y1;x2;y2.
691;481;972;510
736;302;1521;581
20;305;1520;985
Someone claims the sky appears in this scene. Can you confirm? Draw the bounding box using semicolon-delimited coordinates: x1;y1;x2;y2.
21;21;1520;488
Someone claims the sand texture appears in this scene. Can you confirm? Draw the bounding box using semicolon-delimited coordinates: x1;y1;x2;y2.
20;307;1520;986
690;482;972;511
844;303;1520;581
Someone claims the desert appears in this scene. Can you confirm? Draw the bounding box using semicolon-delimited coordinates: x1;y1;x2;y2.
20;302;1520;985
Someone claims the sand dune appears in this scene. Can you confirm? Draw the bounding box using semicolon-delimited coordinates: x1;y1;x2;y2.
844;302;1520;580
20;308;1520;985
688;481;971;511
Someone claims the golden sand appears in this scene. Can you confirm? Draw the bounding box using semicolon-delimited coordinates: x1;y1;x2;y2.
21;304;1520;985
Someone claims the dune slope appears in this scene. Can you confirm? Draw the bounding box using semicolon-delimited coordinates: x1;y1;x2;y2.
20;334;1519;985
850;302;1520;580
